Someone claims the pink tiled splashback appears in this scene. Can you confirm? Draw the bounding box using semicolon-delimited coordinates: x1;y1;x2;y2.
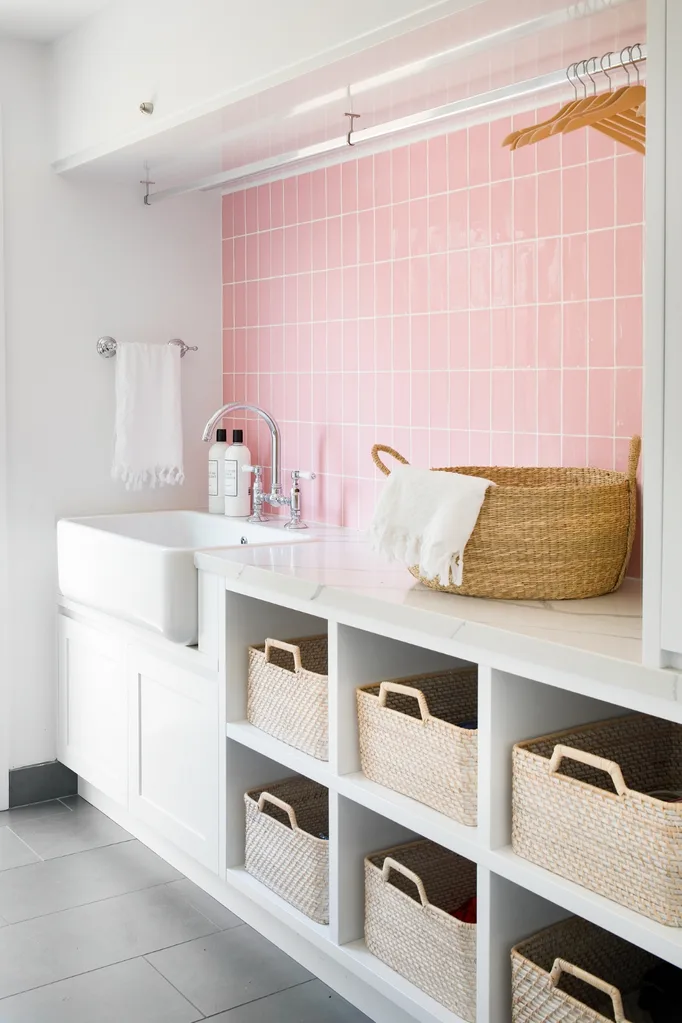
222;106;643;570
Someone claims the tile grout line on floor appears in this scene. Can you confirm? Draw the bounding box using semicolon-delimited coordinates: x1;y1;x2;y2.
143;955;209;1019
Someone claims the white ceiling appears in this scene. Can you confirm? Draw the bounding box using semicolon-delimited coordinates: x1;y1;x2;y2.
0;0;109;42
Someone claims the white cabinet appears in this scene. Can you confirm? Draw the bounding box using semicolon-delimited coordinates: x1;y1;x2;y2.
57;615;128;805
127;647;219;872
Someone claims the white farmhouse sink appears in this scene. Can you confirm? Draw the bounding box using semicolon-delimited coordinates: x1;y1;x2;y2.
57;511;310;644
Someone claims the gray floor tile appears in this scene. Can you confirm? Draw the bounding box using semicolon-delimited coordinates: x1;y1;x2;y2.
6;801;132;859
0;840;182;923
205;980;372;1022
0;800;72;826
0;957;203;1022
0;829;40;871
165;879;243;931
146;925;312;1016
0;884;218;999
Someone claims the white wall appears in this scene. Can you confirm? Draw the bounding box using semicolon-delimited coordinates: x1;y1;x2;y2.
50;0;461;164
1;39;222;770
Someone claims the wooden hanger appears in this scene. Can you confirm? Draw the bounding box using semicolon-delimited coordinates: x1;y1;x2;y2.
502;63;584;148
558;47;645;136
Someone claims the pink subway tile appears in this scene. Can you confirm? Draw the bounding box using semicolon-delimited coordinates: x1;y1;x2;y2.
492;307;513;368
563;234;587;301
411;428;430;468
470;431;492;465
588;158;615;230
342;321;358;372
430;430;451;468
358;156;374;211
447;130;468;191
561;126;587;167
410;198;428;257
222;238;235;284
588;368;615;437
449;311;469;370
393;373;411;426
448;190;468;250
373;151;391;207
428;195;448;253
327;216;341;270
537;237;562;304
311;168;326;220
470;248;491;309
270;229;284;277
359;373;375;425
410;372;429;428
430;313;449;372
492;371;514;431
373;206;391;266
588;299;614;367
469;186;491;246
537;169;561;237
511;122;536;177
514;370;537;432
562;435;587;467
410;257;429;315
297;173;312;223
222;284;234;328
233;235;246;282
449;371;470;429
450;429;470;464
514;306;537;368
258;232;271;279
270;181;284;229
392;260;410;315
392;317;410;371
376;371;393;425
537;369;561;433
514;175;537;240
429;253;448;312
312;271;326;321
375;319;392;371
392;146;410;204
411;315;429;371
561;164;587;234
359;264;375;318
468;124;489;186
233;191;246;236
562;369;588;435
491;245;513;308
491;181;512;243
222;328;234;371
537;304;562;368
410;141;428;198
470;310;491;369
234;282;246;328
342;214;358;267
284;275;298;325
222;194;234;239
492;432;514;466
245;188;258;234
428;135;448;194
616;296;643;366
563;302;587;367
393;202;410;259
284;225;298;275
326;164;341;217
311;219;327;272
615;368;642;437
341;161;358;213
311;323;327;373
283;177;298;226
616;225;643;296
490;117;513;181
589;230;615;299
588;436;614;471
376;262;392;317
587;125;616;161
359;210;375;263
538;432;561;466
616;154;644;225
327;268;343;321
298;273;312;323
297;222;312;274
246;280;259;327
470;372;491;430
514;433;538;467
246;233;259;280
537;127;561;173
513;242;537;305
343;266;359;319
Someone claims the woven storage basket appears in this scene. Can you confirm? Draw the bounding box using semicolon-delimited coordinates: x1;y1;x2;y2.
357;667;478;825
371;437;641;600
248;635;328;760
512;916;656;1023
512;714;682;925
365;839;477;1021
244;776;329;924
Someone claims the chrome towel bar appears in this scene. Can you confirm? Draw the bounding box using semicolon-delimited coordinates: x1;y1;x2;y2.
97;336;198;358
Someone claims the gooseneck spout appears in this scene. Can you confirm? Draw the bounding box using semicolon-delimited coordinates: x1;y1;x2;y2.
202;402;282;494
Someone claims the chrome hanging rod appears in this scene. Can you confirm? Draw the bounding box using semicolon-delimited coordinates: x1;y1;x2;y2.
144;44;646;206
97;337;198;358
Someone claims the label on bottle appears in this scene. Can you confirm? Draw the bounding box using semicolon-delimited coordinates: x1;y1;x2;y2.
225;459;238;498
208;460;218;497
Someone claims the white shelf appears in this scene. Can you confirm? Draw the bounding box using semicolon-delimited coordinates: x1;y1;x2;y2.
489;847;682;970
225;721;333;786
225;866;331;945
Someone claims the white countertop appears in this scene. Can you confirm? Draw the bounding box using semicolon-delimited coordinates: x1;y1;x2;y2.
195;523;681;711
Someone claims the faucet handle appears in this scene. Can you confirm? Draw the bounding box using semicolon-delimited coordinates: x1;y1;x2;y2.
291;470;316;482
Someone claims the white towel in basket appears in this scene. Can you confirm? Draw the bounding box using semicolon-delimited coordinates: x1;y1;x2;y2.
111;341;184;489
370;464;494;587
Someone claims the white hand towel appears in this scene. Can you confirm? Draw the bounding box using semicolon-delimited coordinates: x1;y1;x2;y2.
370;464;495;587
111;341;184;490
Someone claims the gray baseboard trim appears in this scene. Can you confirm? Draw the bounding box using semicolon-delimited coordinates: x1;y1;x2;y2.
9;761;78;807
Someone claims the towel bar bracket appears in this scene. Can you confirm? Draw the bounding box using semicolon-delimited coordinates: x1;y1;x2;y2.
97;336;198;358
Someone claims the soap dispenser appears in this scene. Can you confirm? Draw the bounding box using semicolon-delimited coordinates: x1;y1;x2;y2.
207;428;229;513
224;430;252;517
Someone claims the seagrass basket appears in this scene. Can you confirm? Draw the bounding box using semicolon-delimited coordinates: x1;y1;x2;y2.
512;916;656;1022
371;436;641;600
365;839;477;1021
244;776;329;924
512;714;682;925
248;635;328;760
356;667;478;825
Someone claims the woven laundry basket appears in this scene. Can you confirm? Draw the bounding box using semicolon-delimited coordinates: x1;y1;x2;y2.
357;667;478;825
244;776;329;924
365;839;477;1021
512;916;657;1023
371;437;641;600
248;635;328;760
512;714;682;925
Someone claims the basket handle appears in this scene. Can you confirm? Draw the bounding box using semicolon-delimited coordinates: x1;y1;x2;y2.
627;435;642;483
378;682;431;721
549;959;626;1022
371;444;410;477
381;857;429;907
264;638;302;672
549;744;628;797
257;791;298;830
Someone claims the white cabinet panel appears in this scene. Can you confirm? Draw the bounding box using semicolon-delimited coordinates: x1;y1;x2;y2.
57;615;127;805
128;649;219;872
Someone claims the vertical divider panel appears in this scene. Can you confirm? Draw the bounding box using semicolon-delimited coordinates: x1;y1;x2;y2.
225;741;299;869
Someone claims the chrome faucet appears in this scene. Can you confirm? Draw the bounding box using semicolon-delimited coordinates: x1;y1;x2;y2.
202;403;315;528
